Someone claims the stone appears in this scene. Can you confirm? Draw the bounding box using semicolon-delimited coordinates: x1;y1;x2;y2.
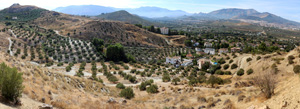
39;103;53;109
197;97;206;103
238;95;246;102
107;97;116;103
282;101;287;107
120;99;127;104
223;99;231;105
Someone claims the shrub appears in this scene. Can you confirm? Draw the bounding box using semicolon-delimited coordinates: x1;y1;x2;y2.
251;71;276;99
146;84;159;93
229;59;233;64
206;75;224;88
237;69;244;76
247;69;254;75
108;76;119;83
224;71;232;75
139;82;147;91
223;64;229;70
215;70;224;75
116;83;125;89
293;65;300;74
119;87;135;99
162;74;171;82
0;63;23;103
231;64;238;69
246;58;252;62
256;56;261;60
172;77;180;85
288;55;295;64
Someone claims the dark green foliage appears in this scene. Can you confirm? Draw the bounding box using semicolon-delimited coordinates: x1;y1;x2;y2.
237;69;245;76
224;71;232;75
246;57;252;62
0;8;46;21
215;70;224;75
0;63;23;103
209;64;221;74
288;55;295;64
229;59;233;63
217;58;226;65
231;64;238;69
247;69;254;75
206;75;224;88
293;65;300;74
119;87;135;99
201;62;210;71
257;56;261;60
223;64;229;70
146;84;159;93
172;77;180;85
116;83;125;89
139;82;147;91
106;43;127;62
162;73;171;82
91;38;104;53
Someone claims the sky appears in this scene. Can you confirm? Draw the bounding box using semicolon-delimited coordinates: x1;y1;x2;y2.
0;0;299;22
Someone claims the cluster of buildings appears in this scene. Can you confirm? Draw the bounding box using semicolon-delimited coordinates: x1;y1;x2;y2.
166;56;216;69
160;27;169;35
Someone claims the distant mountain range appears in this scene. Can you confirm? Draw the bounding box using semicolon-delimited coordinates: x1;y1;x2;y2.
53;5;300;29
53;5;191;18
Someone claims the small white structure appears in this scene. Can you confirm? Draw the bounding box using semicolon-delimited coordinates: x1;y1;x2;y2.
166;56;181;65
12;17;18;20
204;48;215;55
219;48;228;54
160;27;169;35
204;42;213;48
181;59;193;66
195;48;202;52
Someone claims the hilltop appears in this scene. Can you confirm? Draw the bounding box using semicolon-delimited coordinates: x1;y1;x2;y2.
96;10;156;26
0;3;46;21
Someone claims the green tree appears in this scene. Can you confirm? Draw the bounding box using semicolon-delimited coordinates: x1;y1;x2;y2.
0;63;24;103
206;75;223;88
146;84;158;93
119;87;135;99
91;38;104;53
106;43;127;62
237;69;245;76
116;83;125;89
172;77;180;85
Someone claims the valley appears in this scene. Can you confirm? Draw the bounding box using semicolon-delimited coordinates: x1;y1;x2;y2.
0;3;299;109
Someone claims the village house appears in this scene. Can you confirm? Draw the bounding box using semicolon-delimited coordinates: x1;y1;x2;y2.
12;17;18;20
204;42;213;48
219;48;229;54
186;54;193;58
204;48;215;55
166;56;181;65
160;27;169;35
231;47;241;52
195;48;202;52
198;58;214;69
181;59;193;66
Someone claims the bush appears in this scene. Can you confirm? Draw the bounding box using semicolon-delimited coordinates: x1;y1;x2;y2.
139;82;147;91
215;70;224;75
146;84;159;93
237;69;244;76
246;58;252;62
223;64;229;70
162;74;171;82
288;55;295;64
293;65;300;74
251;71;276;99
231;64;238;69
224;71;232;75
116;83;125;89
206;75;223;87
172;77;180;85
119;87;135;99
257;56;261;60
247;69;254;75
229;59;233;63
0;63;23;103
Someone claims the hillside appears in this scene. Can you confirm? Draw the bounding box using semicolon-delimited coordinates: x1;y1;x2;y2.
0;3;46;21
96;10;155;26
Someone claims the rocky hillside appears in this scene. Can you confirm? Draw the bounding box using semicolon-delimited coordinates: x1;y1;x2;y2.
96;10;155;26
0;3;46;21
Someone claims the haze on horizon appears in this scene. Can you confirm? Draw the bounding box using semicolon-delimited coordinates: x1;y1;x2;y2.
0;0;299;22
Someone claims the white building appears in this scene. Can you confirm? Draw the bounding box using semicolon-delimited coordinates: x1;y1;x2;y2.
204;42;213;48
166;56;181;65
181;59;193;66
160;27;169;35
219;48;229;54
12;17;18;20
204;48;215;55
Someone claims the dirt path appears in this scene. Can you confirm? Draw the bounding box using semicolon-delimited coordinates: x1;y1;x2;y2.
7;38;13;56
9;29;17;38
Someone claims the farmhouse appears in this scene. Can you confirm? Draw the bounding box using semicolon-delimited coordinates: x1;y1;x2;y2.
204;48;215;55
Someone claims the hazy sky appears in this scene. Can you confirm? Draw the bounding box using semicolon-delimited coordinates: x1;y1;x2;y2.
0;0;299;22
